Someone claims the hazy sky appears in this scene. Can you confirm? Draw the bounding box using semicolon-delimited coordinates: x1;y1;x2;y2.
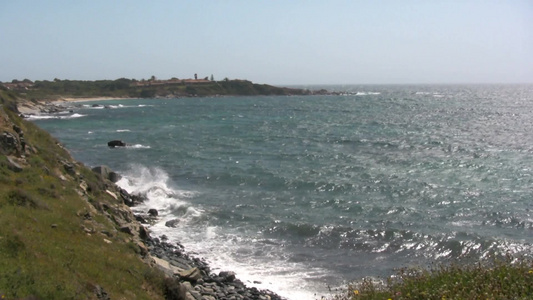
1;1;531;85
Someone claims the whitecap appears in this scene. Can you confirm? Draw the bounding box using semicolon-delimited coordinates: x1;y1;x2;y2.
60;113;86;119
115;164;328;300
25;114;57;120
126;144;150;149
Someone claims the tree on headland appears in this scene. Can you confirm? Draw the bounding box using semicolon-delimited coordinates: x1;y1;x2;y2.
210;74;214;81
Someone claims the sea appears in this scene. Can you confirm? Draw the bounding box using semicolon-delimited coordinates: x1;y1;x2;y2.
31;84;533;299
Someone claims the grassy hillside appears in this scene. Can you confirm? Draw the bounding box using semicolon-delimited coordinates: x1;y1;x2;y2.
0;90;167;299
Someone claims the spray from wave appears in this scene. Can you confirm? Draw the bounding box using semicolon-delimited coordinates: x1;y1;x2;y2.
115;164;335;300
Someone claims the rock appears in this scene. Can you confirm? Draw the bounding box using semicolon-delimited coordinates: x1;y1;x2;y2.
152;256;185;276
219;271;236;282
187;290;202;300
119;188;135;206
178;267;203;282
119;225;133;235
94;285;110;300
139;225;149;240
92;165;121;182
6;156;23;172
63;162;75;175
1;131;18;153
120;189;145;207
108;171;121;183
135;215;148;224
184;291;197;300
107;140;126;148
165;218;180;228
92;165;111;177
164;278;187;300
148;208;158;217
12;125;22;134
105;190;118;200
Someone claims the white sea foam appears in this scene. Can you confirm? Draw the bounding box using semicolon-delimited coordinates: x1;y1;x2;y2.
355;92;380;96
115;164;331;300
25;115;57;120
126;144;151;149
25;113;87;120
61;113;86;119
116;129;131;132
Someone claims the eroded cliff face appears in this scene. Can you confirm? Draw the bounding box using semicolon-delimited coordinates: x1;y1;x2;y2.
0;91;168;300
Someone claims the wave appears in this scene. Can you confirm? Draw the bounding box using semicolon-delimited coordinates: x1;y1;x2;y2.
25;113;87;120
82;103;153;109
115;164;331;299
266;220;533;263
355;92;381;96
116;129;131;132
62;113;86;119
126;144;151;149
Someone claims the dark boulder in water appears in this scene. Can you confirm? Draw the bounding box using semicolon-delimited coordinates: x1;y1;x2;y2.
165;219;180;228
108;140;126;148
148;208;159;217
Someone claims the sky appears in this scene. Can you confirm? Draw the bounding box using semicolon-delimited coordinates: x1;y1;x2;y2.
1;1;531;85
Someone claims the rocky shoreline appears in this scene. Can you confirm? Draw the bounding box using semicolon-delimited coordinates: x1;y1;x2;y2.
115;172;286;300
12;97;288;300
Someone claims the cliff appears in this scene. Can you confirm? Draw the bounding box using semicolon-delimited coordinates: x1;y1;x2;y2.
0;89;285;300
0;90;169;299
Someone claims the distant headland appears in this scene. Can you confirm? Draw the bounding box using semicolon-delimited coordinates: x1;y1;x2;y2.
1;76;332;101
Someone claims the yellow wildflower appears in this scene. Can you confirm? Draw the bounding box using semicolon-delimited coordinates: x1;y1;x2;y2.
353;290;359;295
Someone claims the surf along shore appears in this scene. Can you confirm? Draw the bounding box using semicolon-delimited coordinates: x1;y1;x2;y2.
1;89;290;299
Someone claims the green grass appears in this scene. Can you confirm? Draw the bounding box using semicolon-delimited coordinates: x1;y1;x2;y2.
1;91;167;299
332;257;533;300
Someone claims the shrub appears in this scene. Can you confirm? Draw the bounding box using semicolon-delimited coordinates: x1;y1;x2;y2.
6;189;39;208
0;234;25;258
348;257;533;300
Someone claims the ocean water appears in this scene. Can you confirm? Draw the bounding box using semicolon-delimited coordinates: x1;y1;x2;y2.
32;84;533;299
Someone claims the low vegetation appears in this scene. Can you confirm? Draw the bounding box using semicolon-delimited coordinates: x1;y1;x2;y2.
3;77;312;101
0;90;167;299
334;257;533;299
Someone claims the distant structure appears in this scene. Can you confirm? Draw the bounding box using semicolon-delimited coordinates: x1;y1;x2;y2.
194;73;198;80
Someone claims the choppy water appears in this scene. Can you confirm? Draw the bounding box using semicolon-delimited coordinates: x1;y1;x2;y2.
33;84;533;299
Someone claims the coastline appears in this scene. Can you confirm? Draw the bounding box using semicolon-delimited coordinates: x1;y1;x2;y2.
56;96;137;103
16;97;137;116
117;179;288;300
4;89;291;299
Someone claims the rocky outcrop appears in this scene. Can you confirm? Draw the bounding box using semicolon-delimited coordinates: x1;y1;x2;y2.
92;165;122;183
96;164;286;299
148;237;285;300
107;140;126;148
